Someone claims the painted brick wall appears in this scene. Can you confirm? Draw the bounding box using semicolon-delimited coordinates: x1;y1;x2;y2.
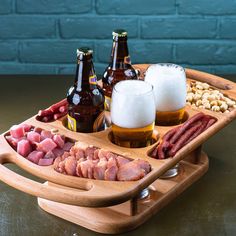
0;0;236;75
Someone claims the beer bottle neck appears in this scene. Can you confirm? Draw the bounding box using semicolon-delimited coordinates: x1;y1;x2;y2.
74;58;96;91
110;37;130;69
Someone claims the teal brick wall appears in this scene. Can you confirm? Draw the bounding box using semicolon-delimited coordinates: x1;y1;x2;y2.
0;0;236;75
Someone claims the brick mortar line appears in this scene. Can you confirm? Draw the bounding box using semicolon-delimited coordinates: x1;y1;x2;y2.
2;13;230;17
11;39;236;43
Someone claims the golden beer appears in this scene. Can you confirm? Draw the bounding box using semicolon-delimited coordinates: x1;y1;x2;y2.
156;107;185;126
145;63;187;126
112;122;154;148
111;80;156;148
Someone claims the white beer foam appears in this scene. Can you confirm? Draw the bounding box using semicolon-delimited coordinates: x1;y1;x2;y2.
111;80;156;128
145;64;187;112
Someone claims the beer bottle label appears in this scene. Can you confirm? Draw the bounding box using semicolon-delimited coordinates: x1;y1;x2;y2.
104;96;111;111
124;56;131;64
89;75;97;85
67;114;77;132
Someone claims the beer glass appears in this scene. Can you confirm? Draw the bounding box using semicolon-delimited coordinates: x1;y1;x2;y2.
145;63;187;126
111;80;156;148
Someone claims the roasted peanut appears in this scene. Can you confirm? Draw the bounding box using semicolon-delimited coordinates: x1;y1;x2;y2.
211;105;220;112
187;81;236;113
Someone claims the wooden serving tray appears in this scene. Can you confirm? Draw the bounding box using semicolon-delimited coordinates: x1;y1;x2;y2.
0;66;235;234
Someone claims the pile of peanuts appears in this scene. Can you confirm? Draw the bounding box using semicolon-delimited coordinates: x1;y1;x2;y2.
186;81;236;113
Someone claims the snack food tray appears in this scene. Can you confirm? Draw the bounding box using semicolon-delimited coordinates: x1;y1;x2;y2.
0;65;235;234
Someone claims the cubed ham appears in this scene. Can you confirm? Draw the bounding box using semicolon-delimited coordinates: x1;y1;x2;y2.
27;151;44;164
10;125;25;139
5;136;17;147
53;134;64;148
20;124;32;132
44;151;55;159
40;130;53;140
38;158;54;166
37;138;57;153
17;140;31;157
27;131;41;143
52;148;64;157
34;127;42;133
63;142;74;151
6;136;25;148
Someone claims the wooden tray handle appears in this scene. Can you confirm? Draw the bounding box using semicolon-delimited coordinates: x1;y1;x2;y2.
0;154;130;207
0;136;125;207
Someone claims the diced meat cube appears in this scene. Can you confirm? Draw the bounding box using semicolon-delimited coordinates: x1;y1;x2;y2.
40;130;53;140
34;127;42;133
37;138;57;153
20;124;32;132
27;151;44;164
6;136;25;148
17;140;31;157
44;151;55;159
10;125;25;139
38;158;54;166
53;134;64;148
52;148;64;157
63;142;74;151
64;156;77;176
27;131;41;143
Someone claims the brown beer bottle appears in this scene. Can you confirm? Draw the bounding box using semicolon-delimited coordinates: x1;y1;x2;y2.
102;29;138;111
67;47;105;133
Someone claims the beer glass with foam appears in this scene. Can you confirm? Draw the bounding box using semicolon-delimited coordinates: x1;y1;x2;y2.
145;63;187;126
111;80;156;148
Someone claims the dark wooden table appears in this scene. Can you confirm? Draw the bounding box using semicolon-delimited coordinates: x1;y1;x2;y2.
0;75;235;236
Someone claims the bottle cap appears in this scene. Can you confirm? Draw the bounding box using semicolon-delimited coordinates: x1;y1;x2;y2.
112;29;127;37
76;47;93;57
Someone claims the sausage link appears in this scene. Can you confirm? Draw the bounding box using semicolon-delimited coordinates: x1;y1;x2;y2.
169;112;205;144
169;122;202;157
